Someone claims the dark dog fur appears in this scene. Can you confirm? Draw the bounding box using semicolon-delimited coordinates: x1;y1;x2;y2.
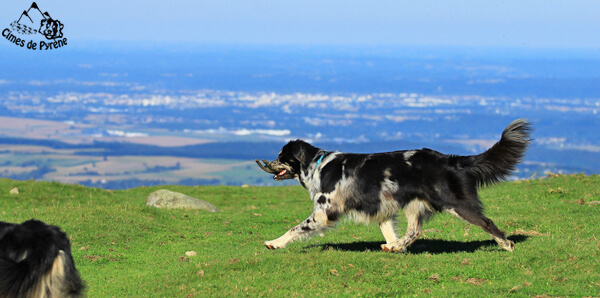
0;219;84;297
259;119;531;252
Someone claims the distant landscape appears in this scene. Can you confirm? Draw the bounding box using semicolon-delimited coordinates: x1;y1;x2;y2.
1;44;599;188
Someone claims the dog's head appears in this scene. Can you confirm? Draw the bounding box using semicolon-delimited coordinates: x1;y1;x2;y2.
257;140;319;181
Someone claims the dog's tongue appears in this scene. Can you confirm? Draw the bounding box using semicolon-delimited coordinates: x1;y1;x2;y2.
274;169;287;179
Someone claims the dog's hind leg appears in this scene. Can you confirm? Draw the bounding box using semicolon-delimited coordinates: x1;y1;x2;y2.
446;206;514;251
382;200;431;253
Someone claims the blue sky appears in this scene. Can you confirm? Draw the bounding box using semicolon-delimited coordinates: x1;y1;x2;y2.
1;0;599;48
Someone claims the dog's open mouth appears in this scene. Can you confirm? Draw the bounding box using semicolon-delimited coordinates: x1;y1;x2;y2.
255;159;293;180
274;169;288;180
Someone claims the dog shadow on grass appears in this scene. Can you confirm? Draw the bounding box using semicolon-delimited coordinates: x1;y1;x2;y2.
308;235;529;254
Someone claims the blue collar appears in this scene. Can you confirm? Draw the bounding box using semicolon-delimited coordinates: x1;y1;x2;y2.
315;154;325;168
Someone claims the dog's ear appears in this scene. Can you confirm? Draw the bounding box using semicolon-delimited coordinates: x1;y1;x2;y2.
288;140;319;167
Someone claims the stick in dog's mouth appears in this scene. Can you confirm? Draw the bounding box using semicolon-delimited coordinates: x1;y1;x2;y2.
255;159;278;174
255;159;289;180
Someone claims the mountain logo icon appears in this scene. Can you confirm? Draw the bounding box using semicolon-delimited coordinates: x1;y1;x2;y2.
9;2;63;40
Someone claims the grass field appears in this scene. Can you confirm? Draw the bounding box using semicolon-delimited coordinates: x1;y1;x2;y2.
1;174;599;296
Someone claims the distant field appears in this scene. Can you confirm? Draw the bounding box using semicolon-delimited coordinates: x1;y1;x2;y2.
0;116;281;187
0;116;213;146
0;116;95;144
47;155;250;183
0;143;259;188
0;174;599;296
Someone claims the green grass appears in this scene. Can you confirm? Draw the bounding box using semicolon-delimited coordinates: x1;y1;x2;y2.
1;175;599;297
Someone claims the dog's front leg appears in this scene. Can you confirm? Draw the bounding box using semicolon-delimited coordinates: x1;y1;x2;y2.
379;219;399;250
265;196;336;249
264;212;333;249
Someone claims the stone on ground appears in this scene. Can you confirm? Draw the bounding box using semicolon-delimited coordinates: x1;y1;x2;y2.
146;189;219;212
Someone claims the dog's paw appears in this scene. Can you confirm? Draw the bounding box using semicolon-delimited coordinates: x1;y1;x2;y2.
381;243;407;253
500;240;515;252
264;240;286;250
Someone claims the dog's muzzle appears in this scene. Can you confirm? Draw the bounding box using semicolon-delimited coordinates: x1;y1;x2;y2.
255;159;295;180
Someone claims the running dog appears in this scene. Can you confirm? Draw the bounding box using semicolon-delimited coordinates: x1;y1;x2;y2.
0;219;84;297
256;119;531;252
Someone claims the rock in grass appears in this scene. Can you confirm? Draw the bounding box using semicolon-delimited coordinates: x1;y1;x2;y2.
146;189;219;212
185;251;197;257
9;187;19;194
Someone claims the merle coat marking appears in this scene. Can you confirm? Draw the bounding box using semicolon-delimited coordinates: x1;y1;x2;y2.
260;119;531;252
0;219;84;297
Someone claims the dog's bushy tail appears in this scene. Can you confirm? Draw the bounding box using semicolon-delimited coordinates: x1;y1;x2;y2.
466;118;532;187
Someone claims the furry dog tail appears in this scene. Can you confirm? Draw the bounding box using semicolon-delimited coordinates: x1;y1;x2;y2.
0;220;84;298
467;118;532;187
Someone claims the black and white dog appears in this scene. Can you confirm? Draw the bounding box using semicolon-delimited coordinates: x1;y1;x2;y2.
256;119;531;252
0;219;84;297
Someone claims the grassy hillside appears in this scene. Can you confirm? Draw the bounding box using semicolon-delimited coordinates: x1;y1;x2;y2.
1;175;599;297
